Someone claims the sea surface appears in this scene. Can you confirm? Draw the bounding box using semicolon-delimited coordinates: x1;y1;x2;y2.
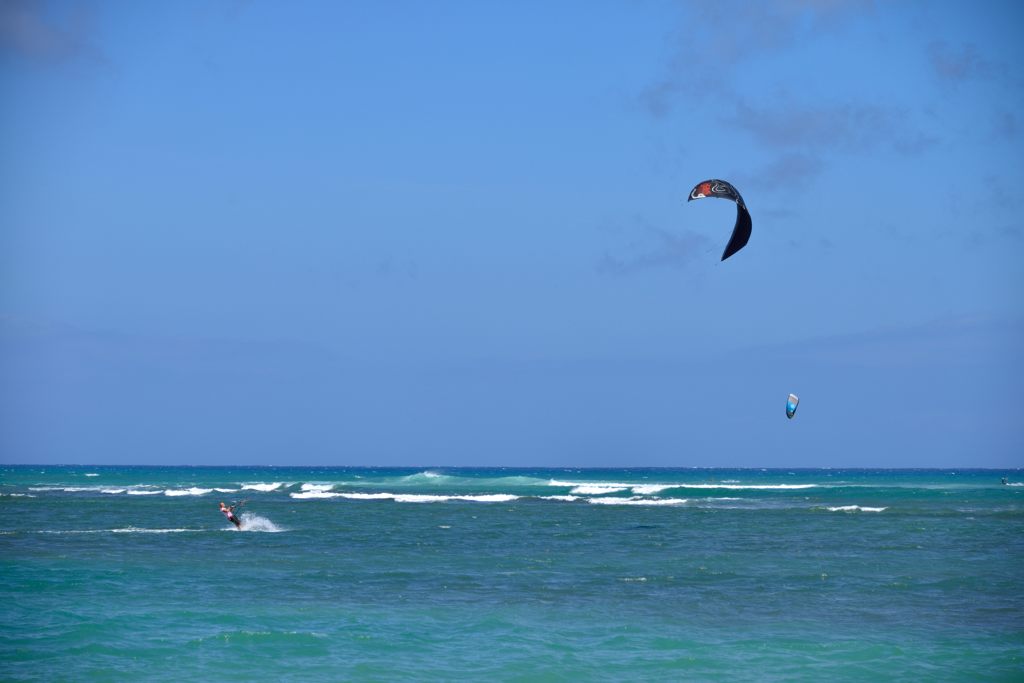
1;466;1022;681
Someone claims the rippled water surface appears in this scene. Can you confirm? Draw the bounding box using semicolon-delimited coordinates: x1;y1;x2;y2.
2;467;1022;680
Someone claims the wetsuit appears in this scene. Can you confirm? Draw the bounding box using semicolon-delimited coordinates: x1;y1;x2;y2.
222;507;242;528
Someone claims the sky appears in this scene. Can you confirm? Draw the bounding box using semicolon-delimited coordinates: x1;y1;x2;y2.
1;0;1022;467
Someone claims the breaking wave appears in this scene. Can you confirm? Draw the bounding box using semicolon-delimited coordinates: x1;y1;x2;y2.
300;483;335;492
631;485;675;495
586;497;690;506
825;505;887;513
164;487;213;497
548;480;817;493
570;485;630;495
240;483;284;492
289;491;519;504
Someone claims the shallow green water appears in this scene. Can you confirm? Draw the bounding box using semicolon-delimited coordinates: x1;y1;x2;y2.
1;467;1022;680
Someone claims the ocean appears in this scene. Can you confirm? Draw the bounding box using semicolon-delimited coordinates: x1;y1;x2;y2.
1;466;1021;681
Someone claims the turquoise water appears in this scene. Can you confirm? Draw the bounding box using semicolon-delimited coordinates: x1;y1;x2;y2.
1;467;1022;681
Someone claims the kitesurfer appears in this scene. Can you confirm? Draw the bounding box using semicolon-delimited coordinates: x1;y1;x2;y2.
219;501;242;529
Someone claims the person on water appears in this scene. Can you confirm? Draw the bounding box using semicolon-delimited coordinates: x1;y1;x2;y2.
219;501;242;529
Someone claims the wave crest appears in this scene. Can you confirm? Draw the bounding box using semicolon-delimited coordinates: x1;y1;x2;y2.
825;505;887;513
164;487;213;497
240;483;283;492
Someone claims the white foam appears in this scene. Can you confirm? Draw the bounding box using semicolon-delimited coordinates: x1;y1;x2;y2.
390;494;519;503
826;505;887;513
631;485;673;495
675;484;816;490
2;493;35;498
634;497;689;506
290;491;343;499
392;494;450;503
551;479;816;493
240;482;282;492
570;485;629;495
538;495;580;502
85;473;99;477
312;492;520;504
214;488;241;493
32;484;172;496
300;483;335;492
1008;482;1023;487
550;479;630;488
587;497;689;506
164;487;213;497
454;494;518;503
237;514;285;532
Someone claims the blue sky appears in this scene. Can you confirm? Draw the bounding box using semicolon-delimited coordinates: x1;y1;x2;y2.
1;0;1022;467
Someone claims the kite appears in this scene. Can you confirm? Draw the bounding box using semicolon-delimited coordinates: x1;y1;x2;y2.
687;179;752;261
786;394;800;420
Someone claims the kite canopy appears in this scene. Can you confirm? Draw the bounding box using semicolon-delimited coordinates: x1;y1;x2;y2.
786;394;800;420
687;179;752;261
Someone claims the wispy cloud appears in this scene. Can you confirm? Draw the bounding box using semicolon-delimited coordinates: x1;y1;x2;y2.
726;99;936;155
639;0;873;117
927;40;999;85
738;153;825;191
376;256;420;280
746;315;1024;369
636;0;932;171
0;0;102;64
980;174;1022;211
960;175;1024;248
0;317;338;378
992;110;1018;141
598;220;711;276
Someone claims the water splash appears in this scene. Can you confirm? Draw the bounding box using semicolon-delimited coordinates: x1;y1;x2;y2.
238;513;286;532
